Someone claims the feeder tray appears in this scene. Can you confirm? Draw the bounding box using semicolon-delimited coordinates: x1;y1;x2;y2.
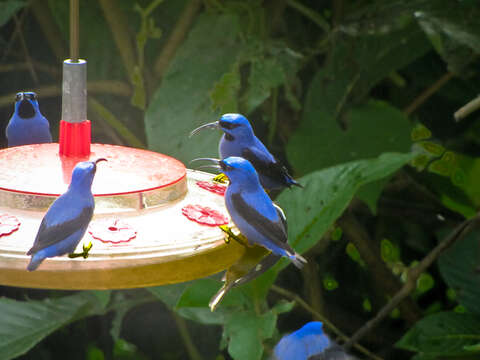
0;143;244;289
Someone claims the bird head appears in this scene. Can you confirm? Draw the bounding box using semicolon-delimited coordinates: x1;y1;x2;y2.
70;158;107;190
189;113;254;141
14;92;40;119
294;321;325;339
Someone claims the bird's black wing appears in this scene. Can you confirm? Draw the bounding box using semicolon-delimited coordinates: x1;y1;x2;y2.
230;192;291;252
242;147;292;184
27;206;93;255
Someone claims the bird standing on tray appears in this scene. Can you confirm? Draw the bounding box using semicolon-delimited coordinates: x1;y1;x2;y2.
273;321;356;360
190;113;301;191
26;159;107;271
198;156;306;268
6;92;52;147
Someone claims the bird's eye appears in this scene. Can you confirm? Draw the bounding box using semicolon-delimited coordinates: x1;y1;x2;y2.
15;93;22;101
219;120;240;130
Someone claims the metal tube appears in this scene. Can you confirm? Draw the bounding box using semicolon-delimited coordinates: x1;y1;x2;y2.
62;59;87;123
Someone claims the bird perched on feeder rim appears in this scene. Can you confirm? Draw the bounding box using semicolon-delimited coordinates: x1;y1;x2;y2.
6;92;52;147
273;321;356;360
196;156;306;268
26;158;107;271
190;113;301;191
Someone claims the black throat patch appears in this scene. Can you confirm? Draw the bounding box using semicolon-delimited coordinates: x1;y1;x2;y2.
225;133;235;141
18;100;36;119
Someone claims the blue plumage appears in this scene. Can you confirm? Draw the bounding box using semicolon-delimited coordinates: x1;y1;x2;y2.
274;322;330;360
190;113;301;191
218;156;306;268
26;159;106;271
273;321;355;360
6;92;52;147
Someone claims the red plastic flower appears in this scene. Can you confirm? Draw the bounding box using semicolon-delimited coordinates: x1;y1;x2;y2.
0;214;20;237
196;181;227;196
88;219;137;244
182;204;229;226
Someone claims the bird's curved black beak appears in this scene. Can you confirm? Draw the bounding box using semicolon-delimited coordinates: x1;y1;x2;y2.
190;157;222;171
95;158;108;164
189;121;219;138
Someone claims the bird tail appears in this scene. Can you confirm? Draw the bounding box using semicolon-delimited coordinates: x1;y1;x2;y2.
27;253;45;271
209;282;234;312
289;252;307;269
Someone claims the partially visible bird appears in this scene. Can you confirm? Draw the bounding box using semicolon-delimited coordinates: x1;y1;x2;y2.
190;113;301;191
273;322;356;360
6;92;52;147
26;158;107;271
198;156;306;268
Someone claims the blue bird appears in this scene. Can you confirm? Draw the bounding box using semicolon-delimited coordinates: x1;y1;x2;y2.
273;321;355;360
190;113;301;191
26;158;107;271
198;156;306;268
6;92;52;147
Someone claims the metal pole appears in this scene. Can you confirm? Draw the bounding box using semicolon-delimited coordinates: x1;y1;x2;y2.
70;0;79;62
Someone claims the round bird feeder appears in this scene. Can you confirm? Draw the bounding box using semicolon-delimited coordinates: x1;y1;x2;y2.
0;1;243;289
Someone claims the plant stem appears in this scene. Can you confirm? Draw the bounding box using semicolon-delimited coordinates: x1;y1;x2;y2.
345;213;480;349
154;0;202;78
454;95;480;121
271;285;383;360
173;312;204;360
286;0;330;32
99;0;137;82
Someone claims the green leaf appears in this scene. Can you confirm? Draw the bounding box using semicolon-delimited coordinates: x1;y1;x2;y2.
148;282;190;308
243;58;286;114
288;99;413;175
0;0;25;27
145;13;242;163
439;231;480;315
224;309;277;360
396;312;480;357
277;152;414;258
210;65;241;114
0;292;102;360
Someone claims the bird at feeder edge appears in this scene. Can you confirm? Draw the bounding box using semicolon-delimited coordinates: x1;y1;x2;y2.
6;92;53;147
190;113;302;192
26;158;107;271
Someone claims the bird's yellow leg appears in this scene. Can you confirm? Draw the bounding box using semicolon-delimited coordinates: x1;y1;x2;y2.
219;225;249;246
213;173;228;184
68;241;93;259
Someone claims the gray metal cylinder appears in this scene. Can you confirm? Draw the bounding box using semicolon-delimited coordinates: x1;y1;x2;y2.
62;59;87;123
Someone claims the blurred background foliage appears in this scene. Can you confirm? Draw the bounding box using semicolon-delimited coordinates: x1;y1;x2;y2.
1;0;480;359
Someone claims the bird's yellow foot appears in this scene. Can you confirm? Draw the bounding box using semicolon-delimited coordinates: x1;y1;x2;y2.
68;241;93;259
219;225;249;246
213;173;228;184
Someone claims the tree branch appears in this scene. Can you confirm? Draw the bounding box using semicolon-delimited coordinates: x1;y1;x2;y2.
339;213;422;325
345;213;480;349
404;72;453;115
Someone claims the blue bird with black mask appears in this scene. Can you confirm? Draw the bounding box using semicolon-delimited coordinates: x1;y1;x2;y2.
273;321;356;360
190;113;301;191
6;91;52;147
26;158;107;271
197;156;306;268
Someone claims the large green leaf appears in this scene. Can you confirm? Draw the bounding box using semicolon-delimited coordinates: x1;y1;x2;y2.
439;231;480;315
277;152;414;257
396;312;480;357
145;13;242;163
0;292;102;360
286;19;429;175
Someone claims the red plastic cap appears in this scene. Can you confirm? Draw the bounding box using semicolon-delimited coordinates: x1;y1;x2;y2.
59;120;91;157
